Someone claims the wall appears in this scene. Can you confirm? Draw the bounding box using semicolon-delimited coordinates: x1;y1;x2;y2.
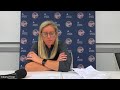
0;11;119;70
0;43;19;70
0;11;20;42
96;11;120;43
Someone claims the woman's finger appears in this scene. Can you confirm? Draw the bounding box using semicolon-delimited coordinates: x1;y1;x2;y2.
59;54;67;58
26;57;32;60
59;58;67;61
61;56;67;59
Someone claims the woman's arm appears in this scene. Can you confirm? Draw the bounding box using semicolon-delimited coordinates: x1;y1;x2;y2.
25;51;53;71
25;41;72;72
25;51;60;71
57;41;72;72
25;51;68;71
25;62;51;71
24;42;52;71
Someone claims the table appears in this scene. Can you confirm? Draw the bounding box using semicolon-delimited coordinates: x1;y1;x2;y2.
1;70;120;79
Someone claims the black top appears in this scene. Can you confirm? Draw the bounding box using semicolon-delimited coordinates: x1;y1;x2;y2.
25;41;72;72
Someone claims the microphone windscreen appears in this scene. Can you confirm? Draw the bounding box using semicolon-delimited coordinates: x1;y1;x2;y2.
15;69;27;79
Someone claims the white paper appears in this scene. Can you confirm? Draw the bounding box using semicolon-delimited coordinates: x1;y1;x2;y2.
72;65;110;79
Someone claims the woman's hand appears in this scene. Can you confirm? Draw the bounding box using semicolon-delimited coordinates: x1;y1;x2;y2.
57;52;67;61
26;51;41;62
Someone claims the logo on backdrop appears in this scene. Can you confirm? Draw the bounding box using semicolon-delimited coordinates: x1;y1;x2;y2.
32;29;39;36
21;38;27;44
21;20;28;27
77;64;84;68
77;46;84;53
77;12;84;19
88;21;95;27
65;21;72;27
32;12;39;19
78;29;85;36
65;38;72;45
54;12;61;19
20;55;27;62
88;38;95;45
88;55;95;62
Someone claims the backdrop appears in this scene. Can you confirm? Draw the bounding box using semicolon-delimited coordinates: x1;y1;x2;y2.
19;11;96;69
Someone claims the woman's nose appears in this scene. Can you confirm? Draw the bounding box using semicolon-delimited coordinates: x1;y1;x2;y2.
47;33;51;38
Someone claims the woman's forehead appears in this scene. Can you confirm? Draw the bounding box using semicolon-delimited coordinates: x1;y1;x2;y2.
42;25;55;32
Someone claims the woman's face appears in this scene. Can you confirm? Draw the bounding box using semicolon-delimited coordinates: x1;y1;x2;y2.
41;25;57;47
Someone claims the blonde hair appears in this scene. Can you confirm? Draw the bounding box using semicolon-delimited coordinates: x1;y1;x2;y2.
38;20;58;59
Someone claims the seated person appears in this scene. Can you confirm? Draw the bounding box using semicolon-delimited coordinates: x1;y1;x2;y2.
25;20;72;72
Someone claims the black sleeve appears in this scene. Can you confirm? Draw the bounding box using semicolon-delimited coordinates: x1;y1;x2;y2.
58;41;72;72
30;42;38;55
24;42;38;66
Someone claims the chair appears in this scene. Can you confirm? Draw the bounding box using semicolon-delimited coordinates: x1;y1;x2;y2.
115;53;120;70
70;52;73;70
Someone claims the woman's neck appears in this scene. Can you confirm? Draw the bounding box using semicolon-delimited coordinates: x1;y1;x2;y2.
47;45;51;49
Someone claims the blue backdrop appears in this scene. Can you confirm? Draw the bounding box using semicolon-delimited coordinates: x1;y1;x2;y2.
20;11;96;69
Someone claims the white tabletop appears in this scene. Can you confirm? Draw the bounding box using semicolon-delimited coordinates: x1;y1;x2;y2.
0;71;120;79
102;71;120;79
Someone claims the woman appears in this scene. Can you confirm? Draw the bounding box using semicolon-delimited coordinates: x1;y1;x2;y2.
25;20;72;72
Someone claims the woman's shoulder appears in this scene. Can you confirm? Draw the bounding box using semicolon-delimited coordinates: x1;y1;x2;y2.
33;41;38;45
31;41;38;48
58;40;66;46
30;41;38;54
58;40;63;44
33;41;38;44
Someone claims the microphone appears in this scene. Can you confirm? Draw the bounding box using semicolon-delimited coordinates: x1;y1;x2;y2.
0;69;27;79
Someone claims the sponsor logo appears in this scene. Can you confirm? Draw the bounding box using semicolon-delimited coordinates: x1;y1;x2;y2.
21;13;27;18
65;38;72;45
54;12;61;19
44;13;50;18
77;64;84;68
88;21;95;27
21;20;28;27
88;38;95;45
77;12;84;19
32;29;39;36
20;55;27;62
21;38;27;44
58;29;62;36
66;13;72;18
88;55;95;62
32;12;39;19
65;21;72;27
78;29;85;36
77;46;84;53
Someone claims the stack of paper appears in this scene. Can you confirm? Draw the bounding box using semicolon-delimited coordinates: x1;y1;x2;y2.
72;65;110;79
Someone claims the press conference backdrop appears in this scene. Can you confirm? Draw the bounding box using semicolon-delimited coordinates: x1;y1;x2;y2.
19;11;96;69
